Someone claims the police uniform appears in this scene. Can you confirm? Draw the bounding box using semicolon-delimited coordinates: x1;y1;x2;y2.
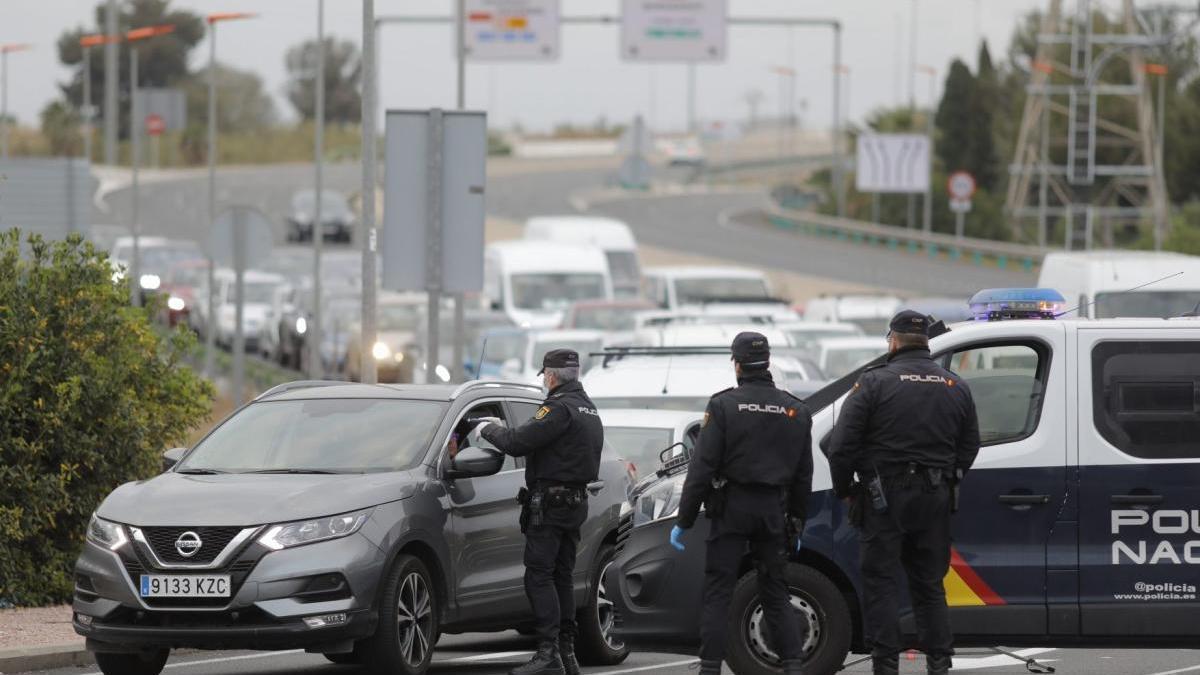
674;332;813;675
828;311;981;675
477;349;603;675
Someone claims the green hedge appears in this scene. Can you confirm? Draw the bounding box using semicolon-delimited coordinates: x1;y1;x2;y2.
0;231;214;606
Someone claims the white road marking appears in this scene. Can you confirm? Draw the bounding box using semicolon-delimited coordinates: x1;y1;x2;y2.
444;650;532;662
77;649;305;675
597;658;700;674
949;648;1057;671
1144;664;1200;675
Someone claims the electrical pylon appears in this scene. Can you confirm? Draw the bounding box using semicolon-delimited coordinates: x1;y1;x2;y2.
1005;0;1171;250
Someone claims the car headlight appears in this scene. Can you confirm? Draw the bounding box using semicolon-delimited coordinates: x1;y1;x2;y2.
258;509;371;551
167;296;186;311
632;476;684;527
372;341;392;360
139;274;161;290
295;316;307;335
87;514;129;551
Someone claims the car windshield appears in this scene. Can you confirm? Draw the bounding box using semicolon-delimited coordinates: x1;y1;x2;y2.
378;303;421;331
572;306;640;331
605;251;640;284
785;327;862;354
1094;291;1200;318
229;281;278;305
605;426;673;479
166;265;207;287
179;398;446;473
293;190;351;216
139;247;203;275
511;273;606;310
675;277;769;304
593;396;709;412
845;318;891;335
533;338;603;373
824;347;884;379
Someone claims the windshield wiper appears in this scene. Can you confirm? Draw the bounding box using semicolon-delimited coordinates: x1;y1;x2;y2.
175;468;227;475
241;468;341;475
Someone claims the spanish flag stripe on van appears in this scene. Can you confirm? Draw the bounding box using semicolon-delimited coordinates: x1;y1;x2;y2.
943;548;1006;607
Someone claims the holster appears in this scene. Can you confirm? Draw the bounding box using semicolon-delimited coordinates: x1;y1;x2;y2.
847;483;866;529
703;477;728;520
529;492;544;528
516;487;531;533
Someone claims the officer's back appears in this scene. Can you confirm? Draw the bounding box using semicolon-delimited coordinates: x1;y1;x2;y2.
704;370;810;487
525;378;603;488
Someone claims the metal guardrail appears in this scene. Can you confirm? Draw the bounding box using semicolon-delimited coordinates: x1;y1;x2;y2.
759;204;1047;273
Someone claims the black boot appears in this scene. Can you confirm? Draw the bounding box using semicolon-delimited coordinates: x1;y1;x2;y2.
508;642;564;675
872;653;899;675
697;658;721;675
558;636;581;675
782;657;805;675
927;653;952;675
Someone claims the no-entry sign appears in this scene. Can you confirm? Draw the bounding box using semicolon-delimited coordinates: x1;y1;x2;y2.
144;114;166;137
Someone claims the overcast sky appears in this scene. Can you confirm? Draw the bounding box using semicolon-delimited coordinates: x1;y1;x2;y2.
2;0;1068;134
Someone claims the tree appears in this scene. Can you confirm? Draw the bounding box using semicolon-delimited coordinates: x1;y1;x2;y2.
935;59;975;173
285;38;362;125
0;231;214;606
177;63;276;163
39;100;84;156
56;0;205;139
967;41;1002;192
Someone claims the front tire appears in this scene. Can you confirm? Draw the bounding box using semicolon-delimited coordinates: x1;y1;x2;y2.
94;649;169;675
362;554;438;675
575;544;630;666
726;564;852;675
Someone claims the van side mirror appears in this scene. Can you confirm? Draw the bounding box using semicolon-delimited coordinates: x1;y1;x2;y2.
162;447;188;472
445;446;505;479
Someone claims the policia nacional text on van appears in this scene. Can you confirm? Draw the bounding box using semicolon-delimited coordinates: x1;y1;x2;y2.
829;311;980;675
671;332;814;675
471;348;604;675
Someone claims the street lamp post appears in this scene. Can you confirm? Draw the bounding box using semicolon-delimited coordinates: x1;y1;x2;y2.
311;0;325;380
205;11;256;376
1;44;32;159
918;64;937;234
125;24;176;307
79;35;113;163
361;0;379;385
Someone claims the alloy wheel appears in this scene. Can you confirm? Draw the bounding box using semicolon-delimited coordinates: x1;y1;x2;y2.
395;571;433;666
597;562;624;651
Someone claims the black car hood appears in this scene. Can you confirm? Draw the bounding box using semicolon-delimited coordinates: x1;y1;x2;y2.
97;471;418;527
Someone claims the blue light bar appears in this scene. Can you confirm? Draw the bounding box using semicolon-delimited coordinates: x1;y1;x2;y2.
968;288;1065;322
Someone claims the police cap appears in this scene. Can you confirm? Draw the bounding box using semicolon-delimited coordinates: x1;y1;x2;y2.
888;310;930;336
538;348;580;375
731;331;770;369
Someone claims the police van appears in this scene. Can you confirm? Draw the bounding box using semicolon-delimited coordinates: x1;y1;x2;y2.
608;289;1200;675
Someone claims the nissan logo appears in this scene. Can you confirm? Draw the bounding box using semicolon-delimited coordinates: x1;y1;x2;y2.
175;531;203;558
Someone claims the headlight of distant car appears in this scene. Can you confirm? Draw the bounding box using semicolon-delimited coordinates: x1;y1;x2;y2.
87;513;129;551
295;317;308;335
633;475;684;527
258;509;371;550
139;274;161;290
167;296;186;311
372;341;392;360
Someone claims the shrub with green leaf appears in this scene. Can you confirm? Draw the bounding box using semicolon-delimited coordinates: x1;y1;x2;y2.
0;230;214;606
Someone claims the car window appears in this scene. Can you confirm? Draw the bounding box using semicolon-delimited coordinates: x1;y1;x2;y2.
941;343;1046;447
1091;341;1200;460
181;399;446;472
605;426;674;481
449;401;517;471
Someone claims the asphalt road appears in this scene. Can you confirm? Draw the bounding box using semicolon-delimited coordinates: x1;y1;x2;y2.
94;159;1034;296
16;636;1200;675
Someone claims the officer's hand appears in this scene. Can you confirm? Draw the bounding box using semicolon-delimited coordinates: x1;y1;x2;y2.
467;422;490;446
787;517;805;554
669;525;687;552
476;416;505;428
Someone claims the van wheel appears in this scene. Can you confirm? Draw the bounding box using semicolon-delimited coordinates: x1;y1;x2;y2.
362;554;438;675
575;544;630;666
726;564;852;675
94;649;169;675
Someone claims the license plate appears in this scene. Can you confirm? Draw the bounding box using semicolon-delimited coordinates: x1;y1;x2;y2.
139;575;230;598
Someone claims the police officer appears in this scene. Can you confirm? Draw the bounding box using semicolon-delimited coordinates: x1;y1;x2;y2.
672;332;813;675
828;311;980;675
470;348;603;675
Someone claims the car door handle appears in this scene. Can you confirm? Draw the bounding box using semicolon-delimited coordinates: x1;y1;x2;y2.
1111;494;1163;505
998;494;1050;505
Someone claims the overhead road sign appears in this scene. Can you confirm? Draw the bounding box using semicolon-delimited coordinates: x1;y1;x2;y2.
463;0;560;61
620;0;727;62
855;134;931;194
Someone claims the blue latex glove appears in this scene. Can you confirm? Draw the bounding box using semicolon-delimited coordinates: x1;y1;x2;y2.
669;525;687;551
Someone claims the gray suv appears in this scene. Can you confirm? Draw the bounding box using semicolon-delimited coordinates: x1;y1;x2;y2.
72;380;632;675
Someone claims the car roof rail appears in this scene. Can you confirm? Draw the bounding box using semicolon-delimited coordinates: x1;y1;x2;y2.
451;379;544;399
589;346;729;368
255;380;347;401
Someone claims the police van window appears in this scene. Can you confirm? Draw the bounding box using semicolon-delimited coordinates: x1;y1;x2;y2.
940;343;1045;446
1092;341;1200;460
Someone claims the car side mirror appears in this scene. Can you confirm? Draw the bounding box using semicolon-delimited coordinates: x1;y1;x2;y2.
162;447;188;472
446;446;505;479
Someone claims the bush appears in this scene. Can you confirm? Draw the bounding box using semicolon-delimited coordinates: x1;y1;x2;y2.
0;231;214;606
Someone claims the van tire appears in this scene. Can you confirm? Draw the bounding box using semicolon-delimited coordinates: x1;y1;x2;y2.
94;649;169;675
725;563;852;675
574;544;630;666
362;554;438;675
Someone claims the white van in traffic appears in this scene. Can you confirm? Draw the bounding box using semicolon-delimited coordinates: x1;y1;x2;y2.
641;266;782;312
803;294;903;335
1038;250;1200;318
524;216;641;298
483;240;614;329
